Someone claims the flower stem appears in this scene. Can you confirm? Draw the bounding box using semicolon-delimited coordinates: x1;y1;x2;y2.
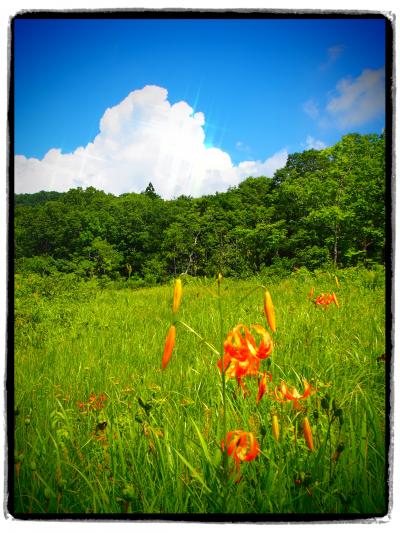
235;284;265;308
217;275;228;512
177;320;220;355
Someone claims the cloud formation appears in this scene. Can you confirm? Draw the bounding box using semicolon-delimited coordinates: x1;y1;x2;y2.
15;85;288;199
326;67;385;128
328;45;345;62
320;44;345;70
305;135;326;150
235;140;251;153
302;99;320;120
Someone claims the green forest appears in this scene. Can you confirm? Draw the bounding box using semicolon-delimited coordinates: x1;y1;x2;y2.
14;132;386;284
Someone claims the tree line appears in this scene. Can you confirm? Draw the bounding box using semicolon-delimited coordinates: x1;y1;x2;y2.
14;132;386;283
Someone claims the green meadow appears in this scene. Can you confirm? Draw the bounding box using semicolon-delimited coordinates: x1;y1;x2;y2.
13;267;387;516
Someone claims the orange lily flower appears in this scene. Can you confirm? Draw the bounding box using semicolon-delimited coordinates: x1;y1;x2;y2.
218;324;273;391
172;278;182;314
303;417;314;451
221;430;260;474
223;324;273;362
249;325;274;359
218;353;260;381
274;379;313;409
263;290;276;333
315;292;339;308
161;325;176;369
315;293;327;306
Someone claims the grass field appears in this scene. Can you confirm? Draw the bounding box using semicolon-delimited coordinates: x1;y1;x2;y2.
12;267;388;517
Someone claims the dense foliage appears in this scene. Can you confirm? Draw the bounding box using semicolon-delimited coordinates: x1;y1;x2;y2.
14;133;386;282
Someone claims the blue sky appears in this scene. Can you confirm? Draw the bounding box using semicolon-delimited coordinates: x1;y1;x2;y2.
14;16;387;198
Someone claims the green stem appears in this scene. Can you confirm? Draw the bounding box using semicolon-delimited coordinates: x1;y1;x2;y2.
217;277;228;513
328;416;333;484
235;284;266;308
177;320;220;356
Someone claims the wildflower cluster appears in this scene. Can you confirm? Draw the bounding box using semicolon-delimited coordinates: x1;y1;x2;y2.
315;292;339;307
309;287;339;308
77;392;107;412
216;288;277;404
160;277;318;486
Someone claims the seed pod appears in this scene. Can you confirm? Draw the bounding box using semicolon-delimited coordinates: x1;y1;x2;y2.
332;442;345;461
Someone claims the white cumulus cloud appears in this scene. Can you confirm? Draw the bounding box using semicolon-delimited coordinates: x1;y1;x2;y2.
305;135;326;150
236;149;289;181
15;85;287;199
326;67;385;128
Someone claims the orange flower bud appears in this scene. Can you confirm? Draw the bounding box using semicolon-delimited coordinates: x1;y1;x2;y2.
332;291;339;308
256;371;270;403
161;325;176;369
308;287;315;299
303;416;314;451
335;275;340;287
263;290;276;333
272;415;280;441
172;278;182;314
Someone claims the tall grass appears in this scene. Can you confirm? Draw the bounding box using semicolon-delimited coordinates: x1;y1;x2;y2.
12;268;387;516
